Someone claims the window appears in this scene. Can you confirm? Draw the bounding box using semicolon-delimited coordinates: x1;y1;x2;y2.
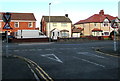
61;32;69;37
14;22;19;28
104;32;109;36
96;31;99;36
103;22;109;26
53;23;57;27
28;22;33;27
61;23;67;27
94;23;97;27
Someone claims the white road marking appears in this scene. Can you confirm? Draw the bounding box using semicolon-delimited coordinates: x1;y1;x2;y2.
14;50;19;52
74;57;105;68
45;49;52;51
41;54;63;63
22;49;28;51
37;49;42;51
77;52;105;59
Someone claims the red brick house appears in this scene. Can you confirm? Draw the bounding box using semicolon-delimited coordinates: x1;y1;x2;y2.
0;12;36;35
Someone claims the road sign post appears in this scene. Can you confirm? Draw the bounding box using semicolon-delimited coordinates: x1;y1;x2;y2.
111;19;119;52
2;12;12;57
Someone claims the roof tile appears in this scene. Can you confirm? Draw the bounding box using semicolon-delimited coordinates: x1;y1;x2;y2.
0;12;36;21
75;10;117;24
42;16;72;22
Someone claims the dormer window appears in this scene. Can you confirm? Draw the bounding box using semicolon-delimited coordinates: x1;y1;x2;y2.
103;22;108;26
103;18;109;27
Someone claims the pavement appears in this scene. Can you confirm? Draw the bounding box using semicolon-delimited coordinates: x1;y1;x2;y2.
2;55;37;81
95;41;120;57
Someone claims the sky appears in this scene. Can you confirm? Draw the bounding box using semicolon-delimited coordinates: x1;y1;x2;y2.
0;0;119;27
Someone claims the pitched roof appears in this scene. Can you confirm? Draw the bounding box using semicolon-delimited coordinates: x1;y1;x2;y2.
72;27;83;33
42;16;72;23
75;10;117;24
92;28;103;32
0;12;36;21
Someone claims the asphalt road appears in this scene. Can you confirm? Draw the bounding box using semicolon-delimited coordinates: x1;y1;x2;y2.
2;40;120;80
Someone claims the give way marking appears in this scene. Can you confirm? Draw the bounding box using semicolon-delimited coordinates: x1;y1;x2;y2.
41;54;63;63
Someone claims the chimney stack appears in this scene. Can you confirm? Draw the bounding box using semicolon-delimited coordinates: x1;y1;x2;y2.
99;10;104;15
65;14;68;17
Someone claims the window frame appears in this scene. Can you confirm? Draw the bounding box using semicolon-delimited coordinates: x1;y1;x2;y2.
28;22;33;28
53;23;57;27
61;23;67;27
94;23;97;27
14;22;19;28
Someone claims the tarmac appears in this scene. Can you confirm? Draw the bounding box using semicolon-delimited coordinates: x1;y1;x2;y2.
1;40;120;81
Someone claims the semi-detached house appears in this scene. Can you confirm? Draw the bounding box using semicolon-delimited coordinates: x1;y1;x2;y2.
74;10;119;38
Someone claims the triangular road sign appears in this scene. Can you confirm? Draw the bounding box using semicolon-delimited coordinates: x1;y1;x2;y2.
3;23;12;29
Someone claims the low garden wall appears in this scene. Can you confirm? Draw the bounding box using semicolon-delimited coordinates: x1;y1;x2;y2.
9;38;49;43
58;36;104;42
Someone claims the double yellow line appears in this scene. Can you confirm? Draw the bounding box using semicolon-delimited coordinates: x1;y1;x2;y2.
13;55;54;81
95;50;120;58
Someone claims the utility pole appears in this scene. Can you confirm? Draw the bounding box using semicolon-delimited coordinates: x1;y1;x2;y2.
49;3;51;42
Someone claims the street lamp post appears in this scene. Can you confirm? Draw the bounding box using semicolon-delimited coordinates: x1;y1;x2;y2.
49;3;51;42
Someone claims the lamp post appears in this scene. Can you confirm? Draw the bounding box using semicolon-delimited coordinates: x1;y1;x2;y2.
49;3;51;42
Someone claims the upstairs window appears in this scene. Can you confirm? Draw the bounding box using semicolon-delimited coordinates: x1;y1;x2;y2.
94;23;97;27
53;23;57;27
28;22;33;27
61;23;67;27
14;22;19;28
103;22;109;26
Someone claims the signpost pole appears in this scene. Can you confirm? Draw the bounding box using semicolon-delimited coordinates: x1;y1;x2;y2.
6;30;8;57
111;19;119;52
2;12;12;57
113;28;116;51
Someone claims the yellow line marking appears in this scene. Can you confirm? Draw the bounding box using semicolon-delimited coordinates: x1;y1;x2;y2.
96;51;120;58
35;68;49;81
37;66;54;81
28;59;54;81
13;55;54;81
